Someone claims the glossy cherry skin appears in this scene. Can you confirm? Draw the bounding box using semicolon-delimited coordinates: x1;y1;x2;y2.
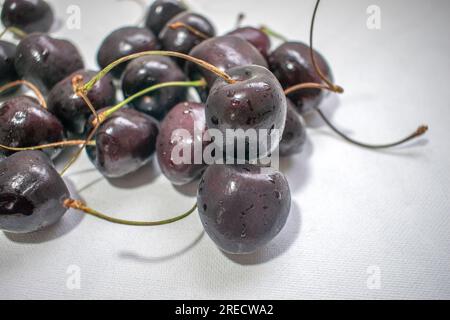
187;35;268;89
279;99;306;156
145;0;187;36
226;27;271;59
97;26;160;79
206;65;286;160
159;12;215;58
1;0;54;33
0;96;64;159
268;41;333;114
0;40;18;87
86;108;159;178
122;56;187;120
156;101;208;185
0;151;69;234
48;70;116;137
15;34;84;93
198;164;291;254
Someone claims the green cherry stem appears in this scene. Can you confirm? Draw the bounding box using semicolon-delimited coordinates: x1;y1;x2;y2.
0;140;95;152
64;199;197;226
93;79;207;125
0;26;27;39
78;51;235;95
260;25;289;42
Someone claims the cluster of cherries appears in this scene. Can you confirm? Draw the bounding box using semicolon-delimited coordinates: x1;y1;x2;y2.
0;0;427;254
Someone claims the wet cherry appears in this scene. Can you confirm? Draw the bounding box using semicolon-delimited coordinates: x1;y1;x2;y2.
279;99;307;156
122;56;187;120
86;108;159;178
226;26;271;59
0;150;69;234
0;96;64;159
198;164;291;254
268;41;333;114
0;40;18;87
145;0;187;36
156;101;208;185
159;12;215;58
97;26;160;78
187;35;268;89
1;0;54;33
15;33;84;93
206;65;286;160
47;69;116;137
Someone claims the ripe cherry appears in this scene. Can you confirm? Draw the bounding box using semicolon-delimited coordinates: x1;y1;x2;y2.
97;26;160;78
15;34;84;92
0;151;69;234
1;0;54;34
269;41;333;114
206;65;286;160
122;56;187;120
156;101;208;185
226;26;271;60
159;12;215;58
86;108;159;178
0;96;64;159
198;164;291;254
187;35;268;89
0;40;18;87
145;0;187;35
47;70;116;136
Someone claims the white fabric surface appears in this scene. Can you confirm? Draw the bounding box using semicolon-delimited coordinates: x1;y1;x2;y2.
1;0;449;299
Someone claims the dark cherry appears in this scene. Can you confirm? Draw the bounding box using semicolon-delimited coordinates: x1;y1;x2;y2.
1;0;54;33
15;33;84;93
0;96;64;159
86;108;159;178
0;151;69;234
156;101;208;186
226;26;271;59
0;40;18;87
159;12;215;59
97;26;160;79
268;41;333;114
187;35;268;89
198;164;291;254
122;56;187;120
48;69;116;136
206;65;286;160
145;0;187;36
279;99;306;157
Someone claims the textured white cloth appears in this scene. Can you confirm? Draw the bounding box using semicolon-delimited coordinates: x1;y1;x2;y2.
1;0;449;299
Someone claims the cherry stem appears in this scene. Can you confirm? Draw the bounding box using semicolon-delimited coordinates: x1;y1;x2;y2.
235;13;246;28
309;0;342;92
285;82;344;95
0;26;27;39
260;25;288;42
79;51;236;95
0;80;47;109
315;108;428;149
64;199;197;226
0;140;95;152
93;79;207;126
168;22;210;40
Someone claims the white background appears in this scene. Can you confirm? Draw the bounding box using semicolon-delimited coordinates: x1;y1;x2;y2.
1;0;449;299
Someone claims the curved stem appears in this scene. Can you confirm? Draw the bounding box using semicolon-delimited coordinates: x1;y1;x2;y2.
93;79;207;126
64;199;197;226
285;82;343;95
79;51;235;94
315;108;428;149
168;22;210;40
0;26;27;39
0;80;47;109
309;0;342;93
260;25;288;42
0;140;95;152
